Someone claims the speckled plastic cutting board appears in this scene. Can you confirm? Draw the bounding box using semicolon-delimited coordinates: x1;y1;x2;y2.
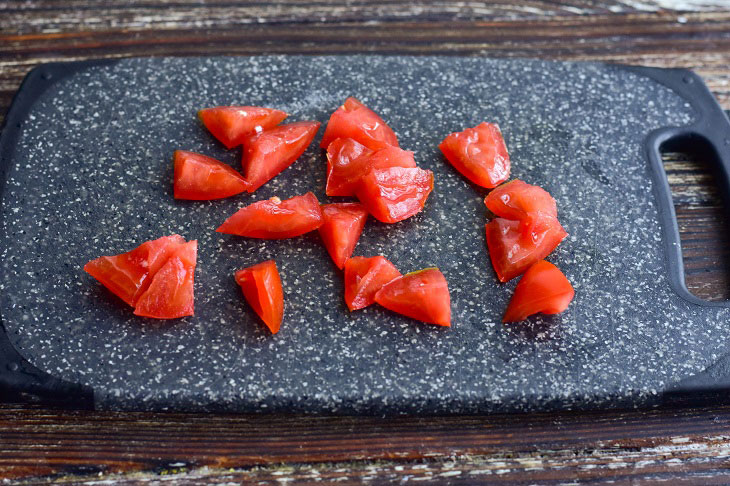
2;56;730;414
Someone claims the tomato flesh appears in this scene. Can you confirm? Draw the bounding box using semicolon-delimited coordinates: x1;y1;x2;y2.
319;203;369;269
320;97;399;151
344;256;401;311
84;234;186;307
326;139;416;197
243;121;321;193
486;214;567;282
134;240;198;319
356;167;434;223
235;260;284;334
439;122;510;188
173;150;248;200
217;192;324;239
503;260;574;322
198;106;287;149
484;179;558;220
374;268;451;326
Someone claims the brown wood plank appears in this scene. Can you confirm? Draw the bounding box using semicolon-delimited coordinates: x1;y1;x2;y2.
0;0;727;36
2;404;730;483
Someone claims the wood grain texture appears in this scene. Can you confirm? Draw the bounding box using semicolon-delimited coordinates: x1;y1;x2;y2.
3;403;730;484
3;2;730;484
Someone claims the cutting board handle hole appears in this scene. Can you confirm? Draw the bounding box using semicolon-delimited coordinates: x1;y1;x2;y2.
660;133;730;302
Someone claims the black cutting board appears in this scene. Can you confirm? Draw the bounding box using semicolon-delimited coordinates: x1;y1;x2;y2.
1;56;730;414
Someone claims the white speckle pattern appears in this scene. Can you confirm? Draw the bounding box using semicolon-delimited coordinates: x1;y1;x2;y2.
1;56;722;413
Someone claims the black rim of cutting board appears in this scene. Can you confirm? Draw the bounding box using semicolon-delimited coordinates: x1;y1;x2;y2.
0;57;729;411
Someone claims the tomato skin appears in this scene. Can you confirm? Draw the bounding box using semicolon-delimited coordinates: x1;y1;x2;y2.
503;260;574;322
318;203;369;269
235;260;284;334
133;240;198;319
344;256;401;311
326;139;416;197
486;215;567;282
374;268;451;326
84;234;186;307
243;121;321;193
439;122;510;188
216;192;324;239
173;150;248;200
198;106;288;149
320;97;399;151
356;167;434;223
484;179;557;220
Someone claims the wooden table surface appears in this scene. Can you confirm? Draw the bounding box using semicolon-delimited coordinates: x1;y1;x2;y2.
3;1;730;484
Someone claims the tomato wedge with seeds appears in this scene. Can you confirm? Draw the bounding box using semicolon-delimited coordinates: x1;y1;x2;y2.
84;234;185;307
326;140;416;197
217;192;323;239
243;121;321;193
235;260;284;334
198;106;288;149
374;268;451;327
173;150;248;200
503;260;574;323
319;203;369;269
439;122;510;189
320;97;399;151
134;240;198;319
486;214;567;283
344;256;401;311
356;167;434;223
484;179;558;221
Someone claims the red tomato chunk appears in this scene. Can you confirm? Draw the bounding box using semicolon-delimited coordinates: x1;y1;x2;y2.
318;203;369;270
374;268;451;327
484;179;557;221
484;179;567;282
326;139;416;197
243;121;321;193
356;167;434;223
503;260;574;322
84;235;197;319
199;106;287;149
173;150;248;200
439;122;510;189
486;214;567;283
320;97;399;151
216;192;324;239
344;256;401;311
235;260;284;334
134;240;198;319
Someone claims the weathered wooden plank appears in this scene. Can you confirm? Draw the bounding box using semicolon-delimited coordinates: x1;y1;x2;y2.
2;404;730;483
0;0;728;36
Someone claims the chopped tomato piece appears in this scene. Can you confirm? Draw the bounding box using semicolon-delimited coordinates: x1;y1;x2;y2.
173;150;248;200
326;140;416;197
374;268;451;326
84;234;185;307
486;214;567;282
356;167;434;223
198;106;287;149
134;240;198;319
320;97;399;151
503;260;574;322
235;260;284;334
217;192;323;239
344;256;401;311
242;121;321;193
319;203;369;269
439;122;510;188
484;179;557;221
